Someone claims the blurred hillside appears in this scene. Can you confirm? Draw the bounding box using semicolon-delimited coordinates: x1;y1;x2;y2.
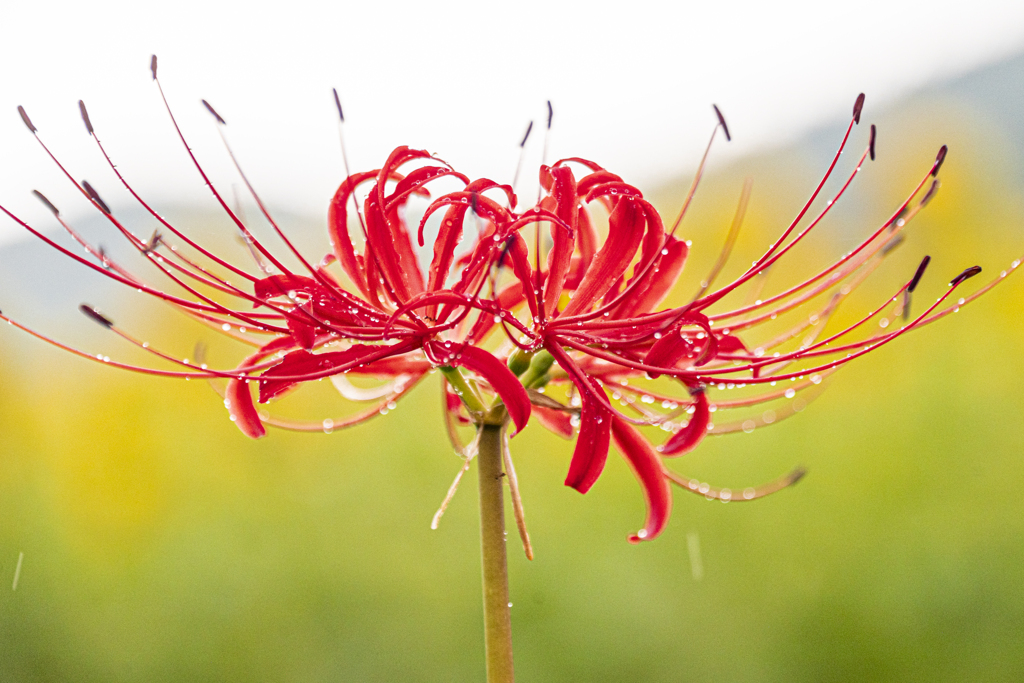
1;53;1023;682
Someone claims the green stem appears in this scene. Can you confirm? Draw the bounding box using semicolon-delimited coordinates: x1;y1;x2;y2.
477;423;514;683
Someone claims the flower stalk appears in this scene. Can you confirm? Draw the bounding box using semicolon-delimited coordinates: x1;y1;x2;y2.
477;422;515;683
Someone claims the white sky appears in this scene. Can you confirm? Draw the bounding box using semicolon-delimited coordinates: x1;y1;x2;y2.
2;0;1024;247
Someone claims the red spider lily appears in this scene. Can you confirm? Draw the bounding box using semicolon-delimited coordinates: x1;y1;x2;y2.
428;95;1021;544
3;72;1018;548
0;58;539;450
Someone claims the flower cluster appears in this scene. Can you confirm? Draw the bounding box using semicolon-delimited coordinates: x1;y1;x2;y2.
3;64;1017;545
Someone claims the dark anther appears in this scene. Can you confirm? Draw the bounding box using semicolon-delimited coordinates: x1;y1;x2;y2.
931;145;948;177
32;190;60;216
201;99;226;125
144;229;162;253
950;266;982;287
546;100;553;129
78;100;94;135
17;105;37;133
853;93;866;124
98;245;111;270
688;385;706;397
920;179;940;207
150;54;158;80
869;124;876;161
713;104;731;141
881;233;905;254
332;88;344;122
888;207;907;232
789;467;808;484
82;180;111;214
194;341;208;365
520;120;534;148
79;304;113;328
909;255;931;293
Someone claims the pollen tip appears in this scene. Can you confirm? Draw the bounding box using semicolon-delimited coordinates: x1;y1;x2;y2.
150;54;158;80
201;99;226;125
881;233;905;255
81;180;111;214
789;467;808;484
17;105;37;133
332;88;344;122
75;99;95;136
869;124;876;161
853;93;866;124
919;179;940;208
79;304;113;328
520;120;534;148
546;100;553;129
712;104;731;141
931;145;948;177
31;190;60;216
194;341;208;364
908;255;930;293
950;265;982;287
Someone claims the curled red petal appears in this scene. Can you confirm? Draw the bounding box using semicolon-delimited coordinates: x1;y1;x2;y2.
259;344;408;402
226;351;269;439
610;417;672;544
562;197;646;316
564;393;611;492
576;204;599;266
253;274;322;303
575;168;624;198
533;404;574;439
543;165;578;315
660;388;710;456
425;341;532;435
645;313;714;377
613;234;689;318
327;170;378;295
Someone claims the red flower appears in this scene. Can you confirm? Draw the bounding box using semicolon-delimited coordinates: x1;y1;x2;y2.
1;65;537;448
426;95;1020;543
3;76;1018;548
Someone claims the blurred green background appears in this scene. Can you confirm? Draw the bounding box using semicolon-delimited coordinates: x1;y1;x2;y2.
2;55;1024;682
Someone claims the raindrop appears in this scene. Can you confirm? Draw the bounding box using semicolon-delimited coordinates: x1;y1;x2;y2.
784;388;796;399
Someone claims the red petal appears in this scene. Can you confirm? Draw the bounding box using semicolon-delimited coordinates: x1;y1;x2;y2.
610;417;672;543
564;393;611;492
467;280;524;344
660;388;709;456
327;170;378;296
543;165;578;315
534;405;574;439
425;341;532;435
286;313;317;350
226;351;269;439
259;344;410;402
613;235;689;318
645;313;714;376
253;274;322;303
576;205;599;266
562;197;646;316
